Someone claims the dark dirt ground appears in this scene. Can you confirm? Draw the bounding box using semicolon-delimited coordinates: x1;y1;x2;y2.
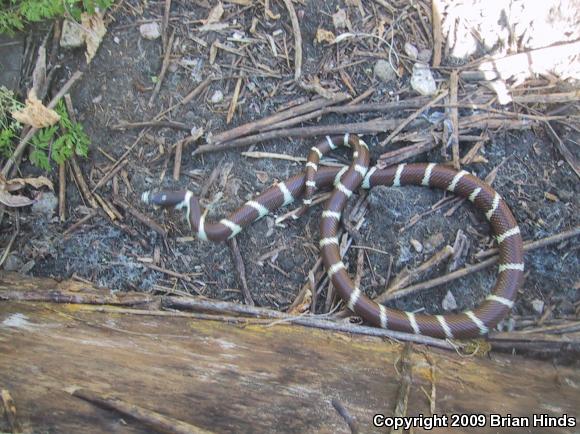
1;0;579;341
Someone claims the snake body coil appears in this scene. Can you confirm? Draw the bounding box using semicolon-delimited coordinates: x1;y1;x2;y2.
143;134;524;339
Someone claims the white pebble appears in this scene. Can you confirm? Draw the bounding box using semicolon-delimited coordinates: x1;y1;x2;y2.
140;22;161;40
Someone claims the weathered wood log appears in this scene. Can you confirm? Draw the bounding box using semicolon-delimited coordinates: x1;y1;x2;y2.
0;272;579;433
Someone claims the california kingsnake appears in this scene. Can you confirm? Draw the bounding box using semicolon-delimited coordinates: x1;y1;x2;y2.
142;134;524;339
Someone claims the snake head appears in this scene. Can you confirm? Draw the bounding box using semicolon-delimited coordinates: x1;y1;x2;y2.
141;190;203;232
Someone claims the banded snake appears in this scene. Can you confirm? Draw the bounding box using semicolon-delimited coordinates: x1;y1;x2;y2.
142;134;524;339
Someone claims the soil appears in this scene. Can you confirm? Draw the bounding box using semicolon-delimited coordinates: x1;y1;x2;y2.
1;1;578;334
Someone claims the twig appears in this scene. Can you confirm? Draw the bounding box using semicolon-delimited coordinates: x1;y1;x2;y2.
380;90;449;146
431;0;443;67
375;246;454;303
281;0;302;81
69;156;99;209
140;262;195;283
545;121;580;179
2;70;84;177
449;71;460;168
0;288;155;306
112;196;168;237
226;76;243;124
475;226;580;260
195;117;413;155
173;137;183;181
58;162;66;221
378;138;437;167
91;159;128;192
112;120;191;131
228;237;254;306
148;29;175;107
62;210;97;238
383;226;580;302
211;96;349;145
162;297;455;350
69;387;214;434
161;0;172;49
331;399;359;434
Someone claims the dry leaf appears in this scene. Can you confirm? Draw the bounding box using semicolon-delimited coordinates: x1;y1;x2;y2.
0;190;35;208
204;2;224;24
315;28;335;44
81;12;107;63
4;176;54;192
11;90;60;128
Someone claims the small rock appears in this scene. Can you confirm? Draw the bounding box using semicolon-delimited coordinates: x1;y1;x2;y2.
332;9;349;30
531;299;545;315
417;48;432;63
404;42;418;60
3;253;23;272
92;94;103;104
410;239;423;253
60;19;85;48
113;36;120;44
31;192;58;218
139;22;161;40
410;62;437;96
374;59;397;82
442;290;457;311
210;90;224;104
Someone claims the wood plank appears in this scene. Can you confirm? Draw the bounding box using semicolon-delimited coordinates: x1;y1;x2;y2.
0;273;579;433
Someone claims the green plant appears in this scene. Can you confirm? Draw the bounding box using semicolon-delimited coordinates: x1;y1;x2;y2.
0;0;113;35
30;100;90;171
0;86;23;158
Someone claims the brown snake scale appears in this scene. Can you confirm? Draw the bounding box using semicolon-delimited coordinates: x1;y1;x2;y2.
142;134;524;339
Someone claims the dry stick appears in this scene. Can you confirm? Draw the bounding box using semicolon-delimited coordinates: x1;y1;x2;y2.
228;237;254;306
69;387;215;434
162;297;455;350
58;162;66;221
378;138;437;167
111;120;191;131
62;210;97;238
69;156;99;209
281;0;302;81
259;97;437;134
431;0;443;67
1;389;22;433
331;399;359;434
391;343;413;434
381;90;449;146
211;95;349;144
2;70;84;177
0;289;155;306
375;246;454;304
92;159;128;192
226;76;243;124
381;226;580;303
195;117;412;155
141;262;195;283
545;121;580;179
173;139;183;181
475;226;580;260
112;196;167;237
148;29;175;107
161;0;172;49
449;71;460;169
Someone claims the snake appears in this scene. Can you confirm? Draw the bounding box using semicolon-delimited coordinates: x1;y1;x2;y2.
142;134;524;339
